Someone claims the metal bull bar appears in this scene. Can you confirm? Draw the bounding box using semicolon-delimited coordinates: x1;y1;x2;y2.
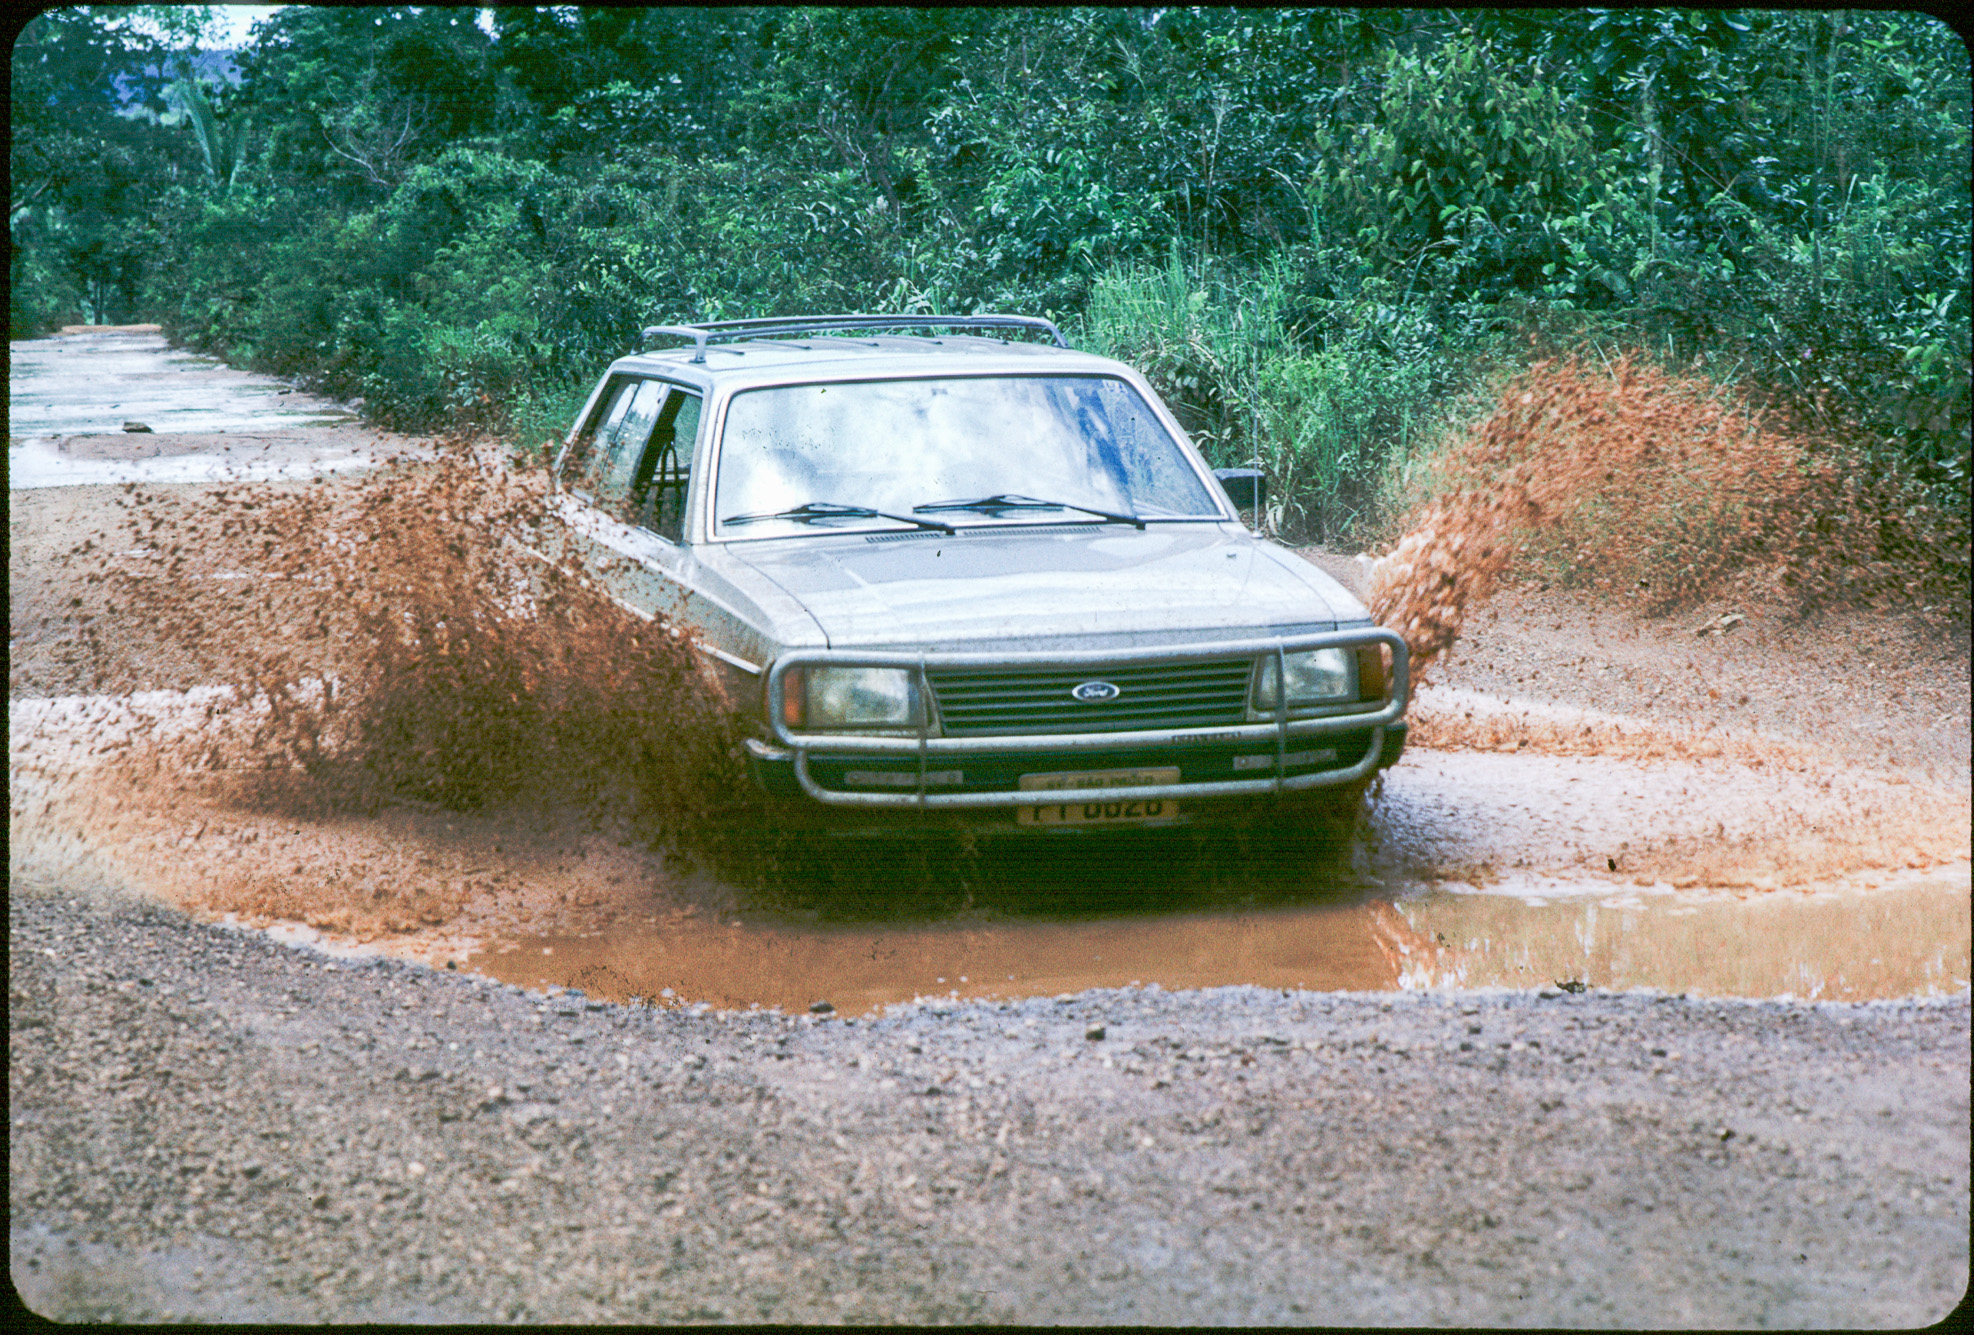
761;628;1409;809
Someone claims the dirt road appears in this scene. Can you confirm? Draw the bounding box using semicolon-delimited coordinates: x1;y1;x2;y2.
9;330;1971;1323
10;883;1968;1325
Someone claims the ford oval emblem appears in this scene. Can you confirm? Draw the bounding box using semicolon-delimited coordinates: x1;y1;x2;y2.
1071;680;1121;703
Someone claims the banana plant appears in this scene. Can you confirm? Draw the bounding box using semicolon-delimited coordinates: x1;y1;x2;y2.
170;76;250;194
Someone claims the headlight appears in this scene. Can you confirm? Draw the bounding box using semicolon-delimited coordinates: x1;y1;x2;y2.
782;665;923;731
1252;648;1355;711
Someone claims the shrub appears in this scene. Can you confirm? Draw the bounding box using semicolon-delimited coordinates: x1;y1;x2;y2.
1078;245;1459;543
1309;33;1618;304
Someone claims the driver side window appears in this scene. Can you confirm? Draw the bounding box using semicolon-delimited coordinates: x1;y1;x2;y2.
562;376;639;503
565;378;702;542
630;390;700;543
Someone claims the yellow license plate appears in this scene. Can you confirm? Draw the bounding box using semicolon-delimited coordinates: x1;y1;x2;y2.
1017;767;1181;825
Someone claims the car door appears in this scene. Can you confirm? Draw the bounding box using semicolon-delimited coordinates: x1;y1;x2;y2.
558;374;698;622
552;375;783;708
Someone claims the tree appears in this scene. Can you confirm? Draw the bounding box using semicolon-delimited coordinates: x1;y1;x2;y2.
233;6;498;201
1310;33;1618;303
10;6;218;329
169;75;249;192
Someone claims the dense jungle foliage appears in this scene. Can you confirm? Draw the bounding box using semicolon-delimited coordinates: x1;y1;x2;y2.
11;6;1970;559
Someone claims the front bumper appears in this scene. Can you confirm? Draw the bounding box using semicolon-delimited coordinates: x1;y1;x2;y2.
748;629;1408;812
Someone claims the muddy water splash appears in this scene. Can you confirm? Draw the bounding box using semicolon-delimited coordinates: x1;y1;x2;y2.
1368;352;1937;688
138;449;736;810
23;445;759;940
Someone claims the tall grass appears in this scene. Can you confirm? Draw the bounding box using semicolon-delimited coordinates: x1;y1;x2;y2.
1076;246;1454;543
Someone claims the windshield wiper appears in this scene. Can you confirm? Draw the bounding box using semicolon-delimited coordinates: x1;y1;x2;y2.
722;501;956;534
912;493;1145;530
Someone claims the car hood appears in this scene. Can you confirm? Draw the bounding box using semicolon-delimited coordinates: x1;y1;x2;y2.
727;524;1367;651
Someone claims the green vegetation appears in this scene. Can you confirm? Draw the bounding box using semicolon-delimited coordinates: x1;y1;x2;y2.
12;7;1969;579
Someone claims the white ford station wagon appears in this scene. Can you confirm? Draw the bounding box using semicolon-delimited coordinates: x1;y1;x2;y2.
542;314;1408;837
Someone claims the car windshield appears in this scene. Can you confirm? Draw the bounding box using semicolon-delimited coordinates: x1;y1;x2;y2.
712;375;1222;538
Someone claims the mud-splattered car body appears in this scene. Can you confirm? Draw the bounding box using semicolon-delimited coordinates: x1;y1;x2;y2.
542;315;1407;835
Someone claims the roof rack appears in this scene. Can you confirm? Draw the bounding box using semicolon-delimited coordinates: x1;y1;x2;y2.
638;314;1068;362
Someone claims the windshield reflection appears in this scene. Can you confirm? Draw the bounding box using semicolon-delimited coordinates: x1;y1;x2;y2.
713;376;1220;537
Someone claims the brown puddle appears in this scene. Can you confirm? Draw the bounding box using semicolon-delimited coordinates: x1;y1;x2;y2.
462;866;1970;1015
464;903;1397;1014
15;691;1968;1019
1383;871;1971;1000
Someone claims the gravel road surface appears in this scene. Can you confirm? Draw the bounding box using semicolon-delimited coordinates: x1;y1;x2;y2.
11;330;1970;1325
10;877;1968;1326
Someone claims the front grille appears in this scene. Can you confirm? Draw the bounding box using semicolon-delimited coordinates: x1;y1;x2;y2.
927;659;1253;736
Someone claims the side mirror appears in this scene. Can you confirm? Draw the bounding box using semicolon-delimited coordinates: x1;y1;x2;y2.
1214;467;1267;512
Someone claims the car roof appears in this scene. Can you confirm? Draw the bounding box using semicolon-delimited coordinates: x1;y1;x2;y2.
604;333;1136;394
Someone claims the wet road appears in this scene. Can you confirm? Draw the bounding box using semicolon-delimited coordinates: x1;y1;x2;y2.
465;869;1971;1015
7;325;419;488
9;328;1972;1324
13;672;1968;1014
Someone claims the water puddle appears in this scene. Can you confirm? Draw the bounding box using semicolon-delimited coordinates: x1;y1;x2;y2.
7;328;421;488
1385;870;1970;999
14;682;1967;1017
8;329;352;436
465;902;1396;1014
461;866;1970;1014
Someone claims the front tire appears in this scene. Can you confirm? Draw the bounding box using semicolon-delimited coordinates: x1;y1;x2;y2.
1231;779;1371;889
